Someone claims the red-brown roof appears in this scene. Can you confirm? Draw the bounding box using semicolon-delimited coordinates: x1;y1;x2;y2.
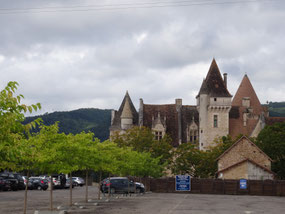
229;75;264;138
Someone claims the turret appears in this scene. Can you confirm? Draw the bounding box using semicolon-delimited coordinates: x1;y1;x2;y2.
197;59;232;150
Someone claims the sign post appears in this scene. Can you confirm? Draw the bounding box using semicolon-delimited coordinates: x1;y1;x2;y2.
175;175;191;191
239;179;247;189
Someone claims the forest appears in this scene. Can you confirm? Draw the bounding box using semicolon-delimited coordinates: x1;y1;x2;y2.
24;108;111;141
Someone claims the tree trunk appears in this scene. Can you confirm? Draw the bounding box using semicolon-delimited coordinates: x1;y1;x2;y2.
108;173;111;199
50;175;53;210
23;170;29;214
98;171;102;200
85;170;88;203
69;172;73;207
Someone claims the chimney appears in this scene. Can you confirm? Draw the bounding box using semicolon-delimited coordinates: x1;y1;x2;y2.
175;98;182;109
223;73;227;89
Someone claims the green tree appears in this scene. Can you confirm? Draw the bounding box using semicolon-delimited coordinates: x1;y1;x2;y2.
0;81;41;170
171;136;235;178
256;122;285;179
112;126;173;165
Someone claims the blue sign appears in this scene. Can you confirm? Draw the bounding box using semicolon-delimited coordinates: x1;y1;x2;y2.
176;175;191;191
239;179;247;189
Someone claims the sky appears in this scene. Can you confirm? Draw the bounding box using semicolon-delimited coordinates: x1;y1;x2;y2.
0;0;284;116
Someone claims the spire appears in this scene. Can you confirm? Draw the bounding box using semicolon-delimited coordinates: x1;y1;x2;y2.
121;91;133;119
197;59;232;97
232;74;263;113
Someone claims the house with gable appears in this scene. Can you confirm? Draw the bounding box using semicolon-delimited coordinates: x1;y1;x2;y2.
216;136;275;180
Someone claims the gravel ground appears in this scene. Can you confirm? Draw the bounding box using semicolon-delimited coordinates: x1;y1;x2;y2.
1;186;285;214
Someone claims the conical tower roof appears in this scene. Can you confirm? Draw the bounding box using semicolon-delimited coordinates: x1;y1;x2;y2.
109;91;138;130
232;74;263;114
121;95;133;118
197;59;232;97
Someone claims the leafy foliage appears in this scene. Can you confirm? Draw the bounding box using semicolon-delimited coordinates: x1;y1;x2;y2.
24;108;111;141
171;136;235;178
256;122;285;179
0;81;41;170
112;126;173;166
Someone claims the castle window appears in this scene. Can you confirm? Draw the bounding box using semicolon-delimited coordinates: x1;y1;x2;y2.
189;130;198;144
214;115;218;128
155;131;163;140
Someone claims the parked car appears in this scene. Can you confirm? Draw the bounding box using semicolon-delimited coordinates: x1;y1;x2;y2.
65;178;75;189
0;172;19;191
72;177;85;186
0;177;11;191
29;177;48;190
12;173;25;190
134;182;145;193
100;177;145;194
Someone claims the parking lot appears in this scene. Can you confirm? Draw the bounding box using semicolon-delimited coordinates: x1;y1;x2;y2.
1;186;285;214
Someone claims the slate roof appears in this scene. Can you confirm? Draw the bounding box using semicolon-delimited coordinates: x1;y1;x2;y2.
143;104;179;147
142;104;199;147
181;105;199;143
110;91;138;131
197;59;232;98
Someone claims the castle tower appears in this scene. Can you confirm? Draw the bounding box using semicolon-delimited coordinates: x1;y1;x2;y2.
196;59;232;150
229;74;265;138
109;91;138;137
121;95;134;130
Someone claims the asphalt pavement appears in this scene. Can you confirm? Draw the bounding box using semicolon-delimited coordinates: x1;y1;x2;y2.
0;186;285;214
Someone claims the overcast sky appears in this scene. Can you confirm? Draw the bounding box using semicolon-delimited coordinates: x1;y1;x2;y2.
0;0;284;116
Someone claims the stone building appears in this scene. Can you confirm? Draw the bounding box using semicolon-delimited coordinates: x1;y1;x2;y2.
216;136;275;180
109;59;284;150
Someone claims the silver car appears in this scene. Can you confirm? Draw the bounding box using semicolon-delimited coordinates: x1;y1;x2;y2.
72;177;85;186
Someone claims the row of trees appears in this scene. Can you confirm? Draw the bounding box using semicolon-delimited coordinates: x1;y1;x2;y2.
0;82;165;214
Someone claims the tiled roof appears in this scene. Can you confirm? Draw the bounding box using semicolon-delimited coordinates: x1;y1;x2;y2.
232;75;263;113
181;105;199;143
229;75;264;138
216;135;272;162
143;104;179;147
197;59;232;98
143;104;199;146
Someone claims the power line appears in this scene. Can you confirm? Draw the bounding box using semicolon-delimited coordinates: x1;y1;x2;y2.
0;0;278;15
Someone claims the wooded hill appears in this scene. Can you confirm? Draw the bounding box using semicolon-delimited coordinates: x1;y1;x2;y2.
24;108;111;141
268;102;285;117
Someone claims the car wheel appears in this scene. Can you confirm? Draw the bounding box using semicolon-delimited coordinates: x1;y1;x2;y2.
135;188;141;194
37;186;42;190
110;188;115;194
43;187;48;191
